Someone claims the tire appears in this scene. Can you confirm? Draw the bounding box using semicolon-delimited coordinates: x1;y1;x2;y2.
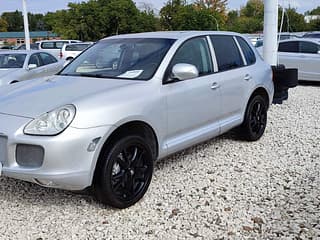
239;95;267;141
94;135;154;208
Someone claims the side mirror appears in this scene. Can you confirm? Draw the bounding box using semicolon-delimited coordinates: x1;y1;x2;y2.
27;64;38;70
171;63;199;81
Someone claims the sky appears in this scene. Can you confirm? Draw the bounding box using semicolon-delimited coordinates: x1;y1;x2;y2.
0;0;319;14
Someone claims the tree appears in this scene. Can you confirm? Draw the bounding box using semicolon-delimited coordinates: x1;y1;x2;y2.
1;11;24;31
279;7;306;32
195;0;228;14
306;6;320;15
0;18;8;32
45;0;159;41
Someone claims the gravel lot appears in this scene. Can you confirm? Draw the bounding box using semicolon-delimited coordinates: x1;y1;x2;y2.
0;84;319;240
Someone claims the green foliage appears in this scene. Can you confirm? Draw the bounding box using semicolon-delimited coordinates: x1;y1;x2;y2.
160;0;225;31
2;11;24;31
279;8;306;32
0;18;8;32
308;19;320;31
306;6;320;15
45;0;159;41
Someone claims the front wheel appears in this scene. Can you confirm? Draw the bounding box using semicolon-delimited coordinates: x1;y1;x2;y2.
94;135;154;208
239;95;268;141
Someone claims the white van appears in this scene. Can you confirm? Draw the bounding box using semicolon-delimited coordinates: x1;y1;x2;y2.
37;40;81;58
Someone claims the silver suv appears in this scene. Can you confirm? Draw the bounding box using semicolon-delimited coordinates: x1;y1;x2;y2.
0;31;274;208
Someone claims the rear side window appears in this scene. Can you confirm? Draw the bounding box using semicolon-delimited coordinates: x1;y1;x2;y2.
278;41;299;53
41;41;68;49
299;41;319;54
39;52;58;65
210;35;244;71
236;36;256;65
41;42;55;49
66;44;90;51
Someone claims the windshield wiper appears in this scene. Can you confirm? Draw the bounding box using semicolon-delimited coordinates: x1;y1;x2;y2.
60;73;111;78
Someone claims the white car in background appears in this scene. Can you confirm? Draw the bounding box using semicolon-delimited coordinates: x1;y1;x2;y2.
37;40;81;59
60;42;93;61
277;39;320;81
0;50;64;86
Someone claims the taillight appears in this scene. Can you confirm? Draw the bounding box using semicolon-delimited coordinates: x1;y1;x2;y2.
59;51;63;58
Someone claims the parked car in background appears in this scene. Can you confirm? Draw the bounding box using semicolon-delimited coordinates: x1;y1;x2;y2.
0;31;274;208
0;50;64;86
0;46;15;50
14;43;39;50
37;40;81;59
60;42;93;61
303;32;320;39
277;39;320;81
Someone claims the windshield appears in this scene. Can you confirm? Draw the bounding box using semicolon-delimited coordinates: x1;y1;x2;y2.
60;38;176;80
0;54;26;68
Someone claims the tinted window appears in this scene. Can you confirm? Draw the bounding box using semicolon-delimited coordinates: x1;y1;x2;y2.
236;36;256;65
210;35;244;71
41;42;55;49
39;53;58;65
66;44;90;51
28;54;42;67
170;37;213;77
56;41;68;49
0;54;26;68
304;33;320;38
278;41;299;53
60;38;175;80
299;41;319;54
41;41;68;49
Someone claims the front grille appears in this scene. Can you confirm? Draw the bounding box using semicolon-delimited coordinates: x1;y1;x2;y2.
0;135;8;164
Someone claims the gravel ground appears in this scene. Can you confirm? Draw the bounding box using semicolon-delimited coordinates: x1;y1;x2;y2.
0;84;319;240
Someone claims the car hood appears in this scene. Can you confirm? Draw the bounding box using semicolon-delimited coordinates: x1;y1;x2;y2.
0;75;140;118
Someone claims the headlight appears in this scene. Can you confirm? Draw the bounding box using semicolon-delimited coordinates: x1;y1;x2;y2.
24;105;76;136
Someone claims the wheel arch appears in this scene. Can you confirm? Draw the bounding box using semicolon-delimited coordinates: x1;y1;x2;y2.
92;120;159;184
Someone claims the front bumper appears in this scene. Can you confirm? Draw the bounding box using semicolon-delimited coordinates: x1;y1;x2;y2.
0;113;114;190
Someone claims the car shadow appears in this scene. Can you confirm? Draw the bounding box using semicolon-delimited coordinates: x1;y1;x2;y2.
0;131;240;207
0;176;103;208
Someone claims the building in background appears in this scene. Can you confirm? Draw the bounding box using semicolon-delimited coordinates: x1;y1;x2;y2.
304;15;320;23
0;31;60;46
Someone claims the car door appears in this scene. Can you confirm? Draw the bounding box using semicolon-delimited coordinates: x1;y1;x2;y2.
20;53;46;81
39;52;61;75
278;41;300;75
297;41;320;81
163;36;221;155
209;35;253;132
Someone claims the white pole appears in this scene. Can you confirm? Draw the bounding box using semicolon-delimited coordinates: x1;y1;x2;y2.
263;0;278;66
22;0;30;50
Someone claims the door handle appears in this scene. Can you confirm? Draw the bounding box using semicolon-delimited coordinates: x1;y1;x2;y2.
211;82;220;90
244;74;252;81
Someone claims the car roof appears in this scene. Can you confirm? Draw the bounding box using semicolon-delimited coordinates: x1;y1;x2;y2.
104;31;243;41
0;50;56;55
36;39;81;43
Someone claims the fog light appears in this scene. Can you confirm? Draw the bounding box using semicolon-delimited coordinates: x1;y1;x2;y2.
87;137;101;152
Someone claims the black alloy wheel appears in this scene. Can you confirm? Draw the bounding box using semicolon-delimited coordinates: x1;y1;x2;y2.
240;95;267;141
94;135;154;209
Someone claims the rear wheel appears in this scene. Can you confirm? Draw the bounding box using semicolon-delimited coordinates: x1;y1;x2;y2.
239;95;267;141
94;135;154;208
